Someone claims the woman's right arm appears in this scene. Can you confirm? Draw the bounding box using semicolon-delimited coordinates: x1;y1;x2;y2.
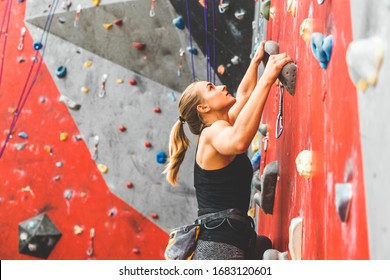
207;53;293;155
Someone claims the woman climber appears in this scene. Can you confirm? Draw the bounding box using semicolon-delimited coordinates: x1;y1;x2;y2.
164;41;292;260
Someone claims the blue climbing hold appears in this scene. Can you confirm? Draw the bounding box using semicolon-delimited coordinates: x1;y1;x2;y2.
251;150;261;172
18;0;25;2
187;47;198;56
33;41;43;50
156;151;167;164
172;16;185;30
317;0;325;4
310;33;333;69
55;66;67;78
18;132;28;139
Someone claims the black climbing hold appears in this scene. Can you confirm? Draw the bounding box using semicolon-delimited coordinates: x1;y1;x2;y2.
252;170;262;191
259;161;279;214
18;213;62;259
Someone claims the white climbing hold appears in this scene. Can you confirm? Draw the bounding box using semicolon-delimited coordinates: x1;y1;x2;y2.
288;217;303;260
295;150;312;179
263;249;288;260
59;95;81;110
231;56;240;65
300;18;313;44
287;0;298;17
346;36;384;92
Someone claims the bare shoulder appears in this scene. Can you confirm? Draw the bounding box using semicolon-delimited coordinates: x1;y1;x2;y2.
202;120;231;138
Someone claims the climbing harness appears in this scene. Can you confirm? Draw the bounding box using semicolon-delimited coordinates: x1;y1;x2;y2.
17;27;26;51
275;84;284;139
0;0;60;159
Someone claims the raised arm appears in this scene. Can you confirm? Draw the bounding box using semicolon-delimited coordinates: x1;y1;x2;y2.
228;41;266;124
209;53;293;155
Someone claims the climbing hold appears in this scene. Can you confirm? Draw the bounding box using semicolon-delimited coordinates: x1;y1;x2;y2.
18;132;28;139
92;0;100;6
60;132;68;141
97;164;108;174
44;145;52;155
132;247;140;255
287;0;298;17
156;151;167;164
260;0;271;20
263;249;288;260
108;207;118;217
18;57;26;63
231;56;240;65
217;65;225;75
61;0;71;10
335;183;352;222
259;124;268;137
126;182;134;189
251;131;260;152
74;135;83;141
116;79;124;84
113;19;123;26
103;23;113;30
55;161;63;168
300;18;313;44
74;225;84;235
39;97;46;103
252;170;261;191
259;161;279;214
153;106;161;113
295;150;312;179
58;17;66;24
118;125;127;132
18;213;62;259
81;86;89;93
129;79;137;86
150;213;159;219
15;143;27;151
317;0;325;4
144;141;152;148
59;95;81;110
269;6;276;19
84;60;93;68
33;41;43;50
132;42;146;50
218;1;230;14
346;36;384;92
172;16;185;30
53;175;61;181
234;9;246;20
251;150;261;171
288;217;303;260
167;91;177;101
187;47;198;55
55;66;67;78
310;33;333;69
263;41;297;95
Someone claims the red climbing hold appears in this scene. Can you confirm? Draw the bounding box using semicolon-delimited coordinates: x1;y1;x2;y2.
113;19;122;26
118;125;127;132
126;182;134;189
129;79;137;86
153;107;161;113
144;141;152;148
132;247;140;255
132;42;146;50
150;213;159;219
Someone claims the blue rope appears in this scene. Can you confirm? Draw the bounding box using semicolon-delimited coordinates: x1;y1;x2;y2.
185;0;196;81
0;0;60;159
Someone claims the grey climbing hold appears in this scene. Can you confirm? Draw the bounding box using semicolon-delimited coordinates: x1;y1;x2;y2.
263;41;297;95
335;183;352;222
18;132;28;139
15;143;27;151
59;95;81;110
263;249;288;260
259;123;268;137
346;36;384;92
252;170;262;191
234;9;246;20
56;161;63;168
18;213;62;259
231;56;240;65
64;189;73;200
259;161;279;214
260;0;271;20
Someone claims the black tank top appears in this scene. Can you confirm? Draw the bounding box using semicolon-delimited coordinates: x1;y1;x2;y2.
194;152;253;250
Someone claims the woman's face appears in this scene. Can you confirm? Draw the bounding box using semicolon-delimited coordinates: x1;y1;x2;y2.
196;81;236;112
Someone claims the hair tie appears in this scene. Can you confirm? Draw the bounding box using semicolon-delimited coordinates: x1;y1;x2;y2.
178;116;186;124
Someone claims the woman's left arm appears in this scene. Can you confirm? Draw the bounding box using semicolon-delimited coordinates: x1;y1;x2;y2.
228;41;265;124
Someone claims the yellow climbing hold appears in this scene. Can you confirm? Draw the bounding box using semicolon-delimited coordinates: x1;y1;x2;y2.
8;107;16;114
98;164;108;174
84;60;93;68
43;145;52;154
251;131;260;153
300;18;313;44
103;23;113;30
295;150;312;179
60;132;68;141
81;86;89;93
92;0;100;6
116;79;124;84
74;225;84;235
287;0;298;17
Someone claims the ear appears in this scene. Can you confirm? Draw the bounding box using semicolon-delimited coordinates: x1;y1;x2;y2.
197;104;210;113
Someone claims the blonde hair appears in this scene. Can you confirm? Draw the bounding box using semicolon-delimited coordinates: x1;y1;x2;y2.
163;82;204;186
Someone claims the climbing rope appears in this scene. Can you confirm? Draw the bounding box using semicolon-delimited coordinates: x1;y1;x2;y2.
203;0;211;81
185;0;196;81
211;0;217;84
0;0;60;159
0;0;13;86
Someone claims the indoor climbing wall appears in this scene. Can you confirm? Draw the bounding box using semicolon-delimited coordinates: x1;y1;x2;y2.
252;0;374;259
0;0;222;259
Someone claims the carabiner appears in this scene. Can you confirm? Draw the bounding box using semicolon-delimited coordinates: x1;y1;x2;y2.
275;85;284;139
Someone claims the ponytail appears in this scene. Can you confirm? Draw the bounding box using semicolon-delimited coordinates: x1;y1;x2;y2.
163;119;190;186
